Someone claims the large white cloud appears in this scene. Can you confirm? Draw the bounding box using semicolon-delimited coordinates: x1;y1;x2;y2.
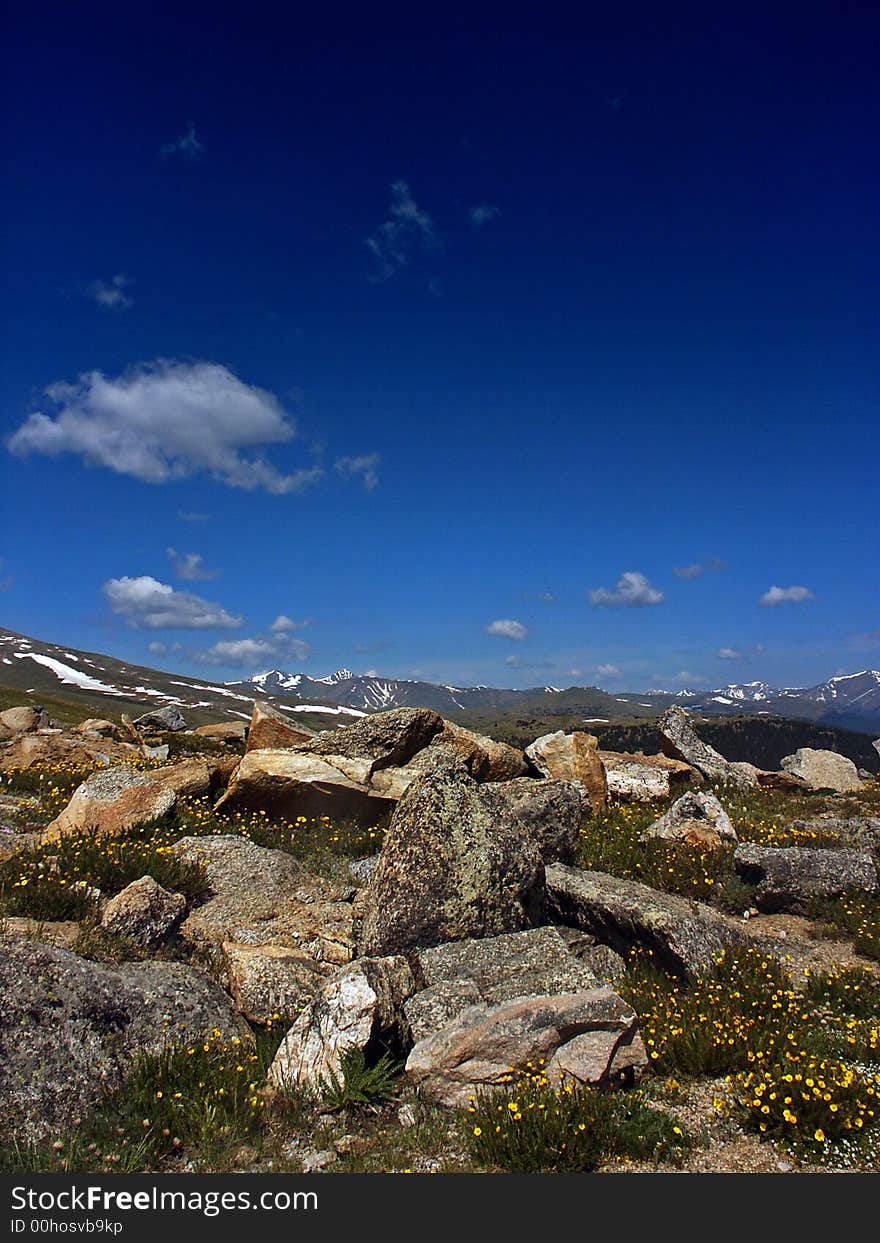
7;359;324;494
760;585;815;607
194;633;310;667
485;618;528;640
590;571;664;608
103;576;242;630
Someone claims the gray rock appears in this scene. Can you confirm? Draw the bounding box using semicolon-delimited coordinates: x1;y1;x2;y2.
733;843;877;913
659;706;756;788
405;988;644;1107
100;876;186;949
42;764;177;842
780;748;863;794
356;762;546;957
268;956;416;1091
348;856;379;885
133;706;188;733
223;942;329;1024
0;938;243;1142
405;979;486;1044
309;707;445;775
546;863;747;979
480;777;585;864
644;790;737;847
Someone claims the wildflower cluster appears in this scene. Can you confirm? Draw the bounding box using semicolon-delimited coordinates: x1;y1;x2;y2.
465;1064;691;1172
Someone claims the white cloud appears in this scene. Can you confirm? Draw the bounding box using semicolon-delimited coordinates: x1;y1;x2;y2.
166;548;218;581
194;631;310;667
269;614;310;633
91;274;133;310
103;576;242;630
147;640;182;656
590;571;664;608
760;585;815;607
538;590;555;602
8;359;325;494
160;122;204;158
366;181;439;281
485;619;528;640
335;452;380;491
670;670;705;685
470;203;500;227
673;558;726;580
597;663;621;679
717;647;744;661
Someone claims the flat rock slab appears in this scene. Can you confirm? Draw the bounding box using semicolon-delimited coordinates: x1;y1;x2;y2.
245;701;316;753
546;863;748;979
42;764;177;841
0;938;243;1143
405;988;644;1107
734;843;877;913
214;749;394;824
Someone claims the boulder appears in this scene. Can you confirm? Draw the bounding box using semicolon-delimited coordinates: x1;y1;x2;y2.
42;764;177;842
308;707;445;775
223;942;329;1025
99;876;186;949
755;770;810;792
644;790;737;848
214;749;394;825
0;937;243;1142
146;757;212;800
416;723;529;782
268;956;416;1091
780;748;863;794
480;777;585;864
356;763;546;957
600;751;698;802
546;863;747;979
404;927;600;1043
0;706;45;734
874;738;880;763
734;843;877;913
405;988;644;1107
168;835;354;964
193;721;248;743
245;701;316;753
659;706;757;788
133;706;187;733
77;719;117;737
0;731;134;772
525;731;607;814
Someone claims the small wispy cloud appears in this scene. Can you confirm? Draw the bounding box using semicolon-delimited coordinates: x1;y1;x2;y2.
103;575;242;630
147;640;183;656
670;670;705;685
597;663;621;679
470;203;500;227
485;618;528;640
90;273;133;311
269;614;310;633
193;634;309;667
160;122;204;158
717;647;744;661
538;590;555;603
673;558;726;580
504;655;556;670
590;571;664;608
366;181;438;282
335;452;380;491
166;548;218;582
760;585;815;607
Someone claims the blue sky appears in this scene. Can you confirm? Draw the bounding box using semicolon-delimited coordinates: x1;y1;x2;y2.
2;1;877;691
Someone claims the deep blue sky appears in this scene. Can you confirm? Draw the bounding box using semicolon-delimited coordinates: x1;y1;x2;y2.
2;1;877;691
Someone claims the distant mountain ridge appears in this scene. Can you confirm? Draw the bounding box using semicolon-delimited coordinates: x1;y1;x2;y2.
1;627;878;734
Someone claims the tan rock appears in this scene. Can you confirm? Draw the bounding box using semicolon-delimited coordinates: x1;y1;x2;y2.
77;719;117;737
1;731;133;772
42;765;177;842
214;749;393;824
100;876;186;949
0;917;81;949
193;721;248;743
223;942;329;1024
600;751;698;802
525;731;607;814
145;757;212;799
0;707;44;733
246;701;316;753
780;748;863;794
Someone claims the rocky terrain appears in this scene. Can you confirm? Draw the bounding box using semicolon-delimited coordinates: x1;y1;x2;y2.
1;695;878;1175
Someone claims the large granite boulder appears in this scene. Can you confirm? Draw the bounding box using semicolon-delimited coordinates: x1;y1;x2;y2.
268;956;416;1091
525;731;607;815
659;706;757;789
734;843;877;913
168;835;354;964
245;701;316;753
223;942;330;1025
601;751;698;802
308;707;445;775
780;748;863;794
480;777;585;864
0;938;243;1142
644;790;737;848
546;864;747;979
357;763;546;957
42;764;177;842
0;706;46;734
213;749;394;824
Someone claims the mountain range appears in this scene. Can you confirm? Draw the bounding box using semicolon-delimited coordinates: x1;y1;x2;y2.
2;628;878;735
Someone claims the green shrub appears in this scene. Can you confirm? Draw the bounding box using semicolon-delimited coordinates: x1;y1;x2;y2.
319;1048;400;1110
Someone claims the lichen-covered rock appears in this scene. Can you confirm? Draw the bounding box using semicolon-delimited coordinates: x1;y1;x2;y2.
268;956;416;1090
546;864;747;979
100;876;186;949
780;748;863;794
660;706;757;789
308;707;444;775
133;706;187;733
525;731;607;814
356;763;546;957
0;938;243;1142
245;701;316;753
223;942;329;1024
168;835;354;964
601;751;697;802
213;749;394;825
42;764;177;842
480;777;585;864
644;790;737;848
734;843;877;913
